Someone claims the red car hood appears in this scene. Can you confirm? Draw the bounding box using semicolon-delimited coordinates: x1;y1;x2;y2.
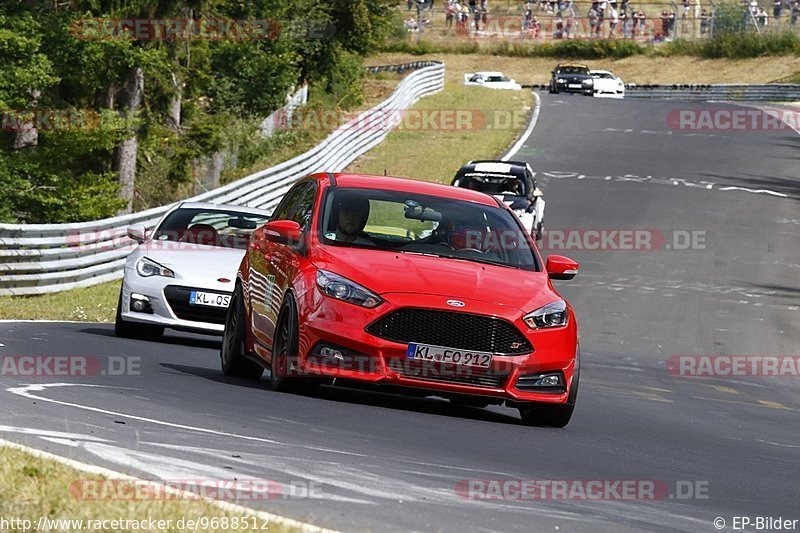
310;246;559;313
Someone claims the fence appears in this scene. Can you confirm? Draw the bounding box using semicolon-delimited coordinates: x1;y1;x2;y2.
0;62;445;296
402;1;800;41
524;83;800;99
625;83;800;99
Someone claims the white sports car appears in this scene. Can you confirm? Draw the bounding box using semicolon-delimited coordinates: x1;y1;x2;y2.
451;160;545;241
115;202;270;338
464;71;522;91
590;70;625;98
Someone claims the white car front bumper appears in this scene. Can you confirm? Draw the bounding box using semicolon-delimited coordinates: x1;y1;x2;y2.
120;268;233;334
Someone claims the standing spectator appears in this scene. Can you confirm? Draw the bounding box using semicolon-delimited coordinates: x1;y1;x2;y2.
668;10;676;36
700;8;709;34
529;13;542;37
792;0;800;23
597;1;606;35
608;5;619;35
589;5;600;36
661;10;670;37
638;10;647;36
682;0;690;19
467;0;480;32
554;11;565;37
481;0;489;27
565;8;576;36
445;0;457;29
523;4;534;33
773;0;783;18
619;9;629;37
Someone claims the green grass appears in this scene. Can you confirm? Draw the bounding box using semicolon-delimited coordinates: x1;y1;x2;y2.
346;82;533;183
0;445;302;533
0;281;119;322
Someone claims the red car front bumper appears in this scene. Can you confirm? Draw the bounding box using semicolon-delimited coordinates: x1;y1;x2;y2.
292;290;578;405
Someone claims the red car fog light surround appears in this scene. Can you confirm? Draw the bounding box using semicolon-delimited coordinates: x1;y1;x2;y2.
309;343;378;373
515;372;565;392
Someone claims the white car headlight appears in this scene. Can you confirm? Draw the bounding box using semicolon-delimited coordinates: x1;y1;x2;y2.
136;257;175;278
557;78;566;83
523;300;569;329
316;270;383;309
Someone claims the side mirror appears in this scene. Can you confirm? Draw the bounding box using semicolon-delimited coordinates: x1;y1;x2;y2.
546;255;579;280
263;220;301;245
127;224;147;243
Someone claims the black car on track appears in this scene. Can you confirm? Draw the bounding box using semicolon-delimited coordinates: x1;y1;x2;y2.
549;63;594;96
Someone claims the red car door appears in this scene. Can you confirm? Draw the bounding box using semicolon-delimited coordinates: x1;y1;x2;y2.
247;181;317;356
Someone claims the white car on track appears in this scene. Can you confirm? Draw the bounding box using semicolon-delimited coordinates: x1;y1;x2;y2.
451;160;545;241
590;70;625;98
464;71;522;91
115;202;270;338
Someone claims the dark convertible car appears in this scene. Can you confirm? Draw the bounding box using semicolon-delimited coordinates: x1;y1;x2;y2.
549;63;594;95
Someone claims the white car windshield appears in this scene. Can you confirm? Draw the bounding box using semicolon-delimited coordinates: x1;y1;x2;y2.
153;208;268;249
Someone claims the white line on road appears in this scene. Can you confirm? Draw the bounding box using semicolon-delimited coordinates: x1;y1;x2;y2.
539;171;789;198
502;91;540;161
6;383;284;445
0;438;339;533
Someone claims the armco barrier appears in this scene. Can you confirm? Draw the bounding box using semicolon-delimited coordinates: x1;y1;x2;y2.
0;62;444;296
625;84;800;101
524;83;800;101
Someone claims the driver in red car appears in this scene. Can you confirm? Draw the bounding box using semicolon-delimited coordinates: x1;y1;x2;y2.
332;195;375;245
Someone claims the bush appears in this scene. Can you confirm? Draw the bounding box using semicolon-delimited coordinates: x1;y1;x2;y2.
662;32;800;58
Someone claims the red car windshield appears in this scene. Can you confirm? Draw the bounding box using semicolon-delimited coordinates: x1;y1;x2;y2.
320;188;539;271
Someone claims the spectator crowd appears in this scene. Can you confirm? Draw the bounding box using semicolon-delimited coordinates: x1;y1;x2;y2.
405;0;800;40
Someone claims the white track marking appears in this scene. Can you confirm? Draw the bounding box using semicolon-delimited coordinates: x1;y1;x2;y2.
0;424;111;442
717;186;788;197
0;438;338;533
756;439;800;448
539;171;789;198
6;383;284;445
502;92;540;161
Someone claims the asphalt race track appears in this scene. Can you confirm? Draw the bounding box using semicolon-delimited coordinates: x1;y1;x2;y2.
1;94;798;532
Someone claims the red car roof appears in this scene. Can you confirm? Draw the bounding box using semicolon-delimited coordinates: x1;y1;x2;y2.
314;173;499;207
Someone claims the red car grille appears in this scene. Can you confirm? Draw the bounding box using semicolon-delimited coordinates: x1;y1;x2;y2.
366;308;532;356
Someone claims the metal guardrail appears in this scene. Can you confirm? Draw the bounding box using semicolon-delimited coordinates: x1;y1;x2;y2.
624;84;800;101
524;83;800;101
0;61;445;296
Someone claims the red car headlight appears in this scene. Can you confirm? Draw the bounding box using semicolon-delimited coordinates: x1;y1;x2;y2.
523;300;569;329
316;270;383;309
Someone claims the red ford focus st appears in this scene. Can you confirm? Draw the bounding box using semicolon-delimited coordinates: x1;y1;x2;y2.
220;173;580;427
